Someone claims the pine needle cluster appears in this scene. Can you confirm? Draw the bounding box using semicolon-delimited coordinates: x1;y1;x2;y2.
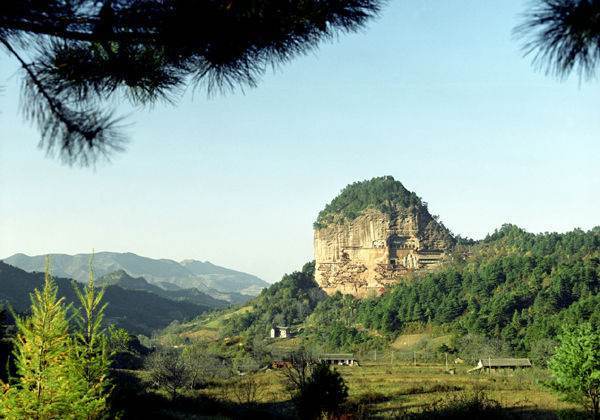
0;0;383;165
517;0;600;80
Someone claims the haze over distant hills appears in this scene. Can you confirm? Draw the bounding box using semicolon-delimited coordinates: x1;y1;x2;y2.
0;262;209;336
3;252;268;302
96;270;228;309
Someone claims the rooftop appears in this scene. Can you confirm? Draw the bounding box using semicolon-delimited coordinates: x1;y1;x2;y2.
479;358;532;367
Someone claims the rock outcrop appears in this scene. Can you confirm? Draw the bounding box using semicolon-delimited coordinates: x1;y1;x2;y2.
314;177;455;297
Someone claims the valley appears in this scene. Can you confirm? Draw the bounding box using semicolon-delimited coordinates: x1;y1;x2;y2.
1;0;599;417
1;177;598;419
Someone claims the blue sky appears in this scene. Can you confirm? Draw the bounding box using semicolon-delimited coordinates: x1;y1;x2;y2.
1;1;598;283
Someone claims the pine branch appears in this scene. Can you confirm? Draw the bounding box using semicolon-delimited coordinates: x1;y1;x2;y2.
516;0;600;79
1;0;384;165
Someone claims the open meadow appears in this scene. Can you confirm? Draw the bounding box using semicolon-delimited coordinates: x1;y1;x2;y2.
181;361;583;419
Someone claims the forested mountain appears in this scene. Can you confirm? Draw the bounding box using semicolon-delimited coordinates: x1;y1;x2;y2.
97;270;228;309
314;176;424;228
0;262;210;336
217;225;599;361
313;176;455;297
3;252;268;300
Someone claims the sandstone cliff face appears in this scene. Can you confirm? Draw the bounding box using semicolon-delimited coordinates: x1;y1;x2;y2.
314;205;454;297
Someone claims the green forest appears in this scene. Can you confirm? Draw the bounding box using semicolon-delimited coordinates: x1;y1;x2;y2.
314;176;424;228
223;224;600;364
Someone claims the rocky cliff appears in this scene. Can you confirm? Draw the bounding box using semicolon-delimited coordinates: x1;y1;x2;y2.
314;177;455;297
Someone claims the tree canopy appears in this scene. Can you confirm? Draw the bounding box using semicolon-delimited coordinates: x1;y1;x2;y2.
0;0;382;165
222;261;324;337
549;323;600;419
0;261;110;419
220;224;600;358
314;176;424;229
349;225;600;356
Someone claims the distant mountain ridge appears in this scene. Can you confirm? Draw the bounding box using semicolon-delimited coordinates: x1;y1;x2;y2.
96;270;228;309
3;252;268;301
0;262;209;336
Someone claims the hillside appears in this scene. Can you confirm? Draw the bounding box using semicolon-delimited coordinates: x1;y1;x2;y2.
0;262;210;336
221;262;325;337
97;270;228;308
160;262;325;343
174;225;600;365
3;252;268;301
320;225;599;355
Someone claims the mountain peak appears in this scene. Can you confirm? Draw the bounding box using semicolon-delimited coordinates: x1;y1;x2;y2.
314;177;454;297
97;270;150;289
314;176;424;229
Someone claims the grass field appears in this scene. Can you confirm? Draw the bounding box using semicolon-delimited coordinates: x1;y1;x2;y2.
154;320;585;418
199;362;582;419
340;363;578;418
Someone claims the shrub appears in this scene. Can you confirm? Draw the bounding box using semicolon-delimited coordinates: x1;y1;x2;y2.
415;390;504;419
295;363;349;419
548;323;600;419
145;348;190;400
224;375;263;406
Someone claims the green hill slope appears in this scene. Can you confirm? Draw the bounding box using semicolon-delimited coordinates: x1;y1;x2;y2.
308;225;600;355
220;262;325;337
161;262;324;343
175;225;600;364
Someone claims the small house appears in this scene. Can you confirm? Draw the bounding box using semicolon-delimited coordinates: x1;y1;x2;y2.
468;358;532;373
270;326;293;339
319;353;358;366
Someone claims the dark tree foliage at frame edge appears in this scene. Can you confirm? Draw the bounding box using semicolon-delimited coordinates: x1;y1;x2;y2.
0;0;383;166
